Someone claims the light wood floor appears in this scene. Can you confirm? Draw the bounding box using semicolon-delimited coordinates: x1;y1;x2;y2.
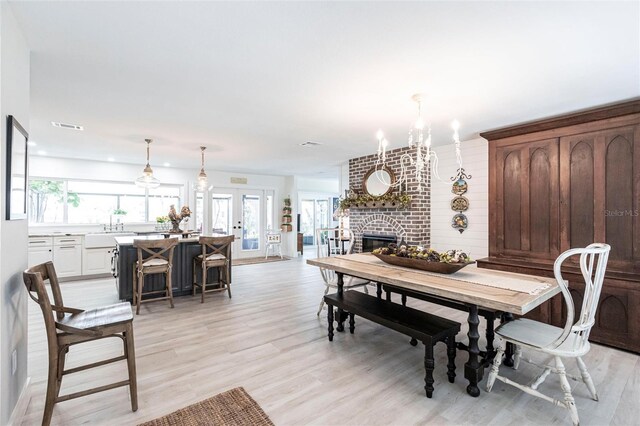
22;255;638;425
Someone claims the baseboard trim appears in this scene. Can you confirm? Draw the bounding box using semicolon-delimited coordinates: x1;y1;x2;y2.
8;377;31;426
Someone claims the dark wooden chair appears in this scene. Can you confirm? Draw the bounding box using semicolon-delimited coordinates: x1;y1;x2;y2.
192;235;234;303
133;238;178;315
23;262;137;426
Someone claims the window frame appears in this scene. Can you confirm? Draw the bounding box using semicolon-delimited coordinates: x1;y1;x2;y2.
28;177;183;225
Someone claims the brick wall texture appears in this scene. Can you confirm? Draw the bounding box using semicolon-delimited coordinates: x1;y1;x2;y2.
348;146;431;252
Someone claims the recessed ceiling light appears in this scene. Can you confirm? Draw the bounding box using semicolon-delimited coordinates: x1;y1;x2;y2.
51;121;83;131
27;141;37;146
37;150;47;156
163;162;171;167
107;157;115;162
300;141;322;147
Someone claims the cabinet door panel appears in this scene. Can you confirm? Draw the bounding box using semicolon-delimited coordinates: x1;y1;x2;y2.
502;149;523;251
28;247;53;267
53;245;82;277
603;129;635;262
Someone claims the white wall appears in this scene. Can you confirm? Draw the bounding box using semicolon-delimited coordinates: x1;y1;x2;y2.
0;2;30;423
430;138;488;259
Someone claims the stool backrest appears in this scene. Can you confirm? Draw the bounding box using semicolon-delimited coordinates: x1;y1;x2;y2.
23;262;63;356
199;235;234;260
133;238;178;267
266;231;282;244
550;243;610;351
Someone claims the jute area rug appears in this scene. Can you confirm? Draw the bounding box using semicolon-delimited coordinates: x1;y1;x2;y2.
232;256;291;266
138;387;274;426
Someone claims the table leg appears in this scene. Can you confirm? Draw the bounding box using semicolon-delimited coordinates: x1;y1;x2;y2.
464;305;482;397
336;273;345;332
327;305;334;341
501;312;515;367
376;283;382;299
349;313;355;334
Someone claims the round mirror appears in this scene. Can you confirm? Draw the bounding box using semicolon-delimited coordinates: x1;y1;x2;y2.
362;166;395;196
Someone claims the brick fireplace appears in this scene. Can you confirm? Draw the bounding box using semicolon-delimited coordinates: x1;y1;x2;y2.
348;146;430;253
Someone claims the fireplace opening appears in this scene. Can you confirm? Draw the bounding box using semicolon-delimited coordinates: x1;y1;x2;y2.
362;233;397;253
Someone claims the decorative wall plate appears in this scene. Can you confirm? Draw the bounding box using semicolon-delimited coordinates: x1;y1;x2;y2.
452;178;468;195
450;196;469;212
451;213;468;234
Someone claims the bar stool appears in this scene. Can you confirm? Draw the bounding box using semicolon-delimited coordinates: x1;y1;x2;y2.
132;238;178;315
24;261;138;426
192;235;234;303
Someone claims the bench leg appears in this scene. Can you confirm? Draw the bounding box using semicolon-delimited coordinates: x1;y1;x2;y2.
424;340;435;398
446;336;456;383
327;304;334;342
337;308;347;332
401;294;407;306
349;313;355;334
376;283;382;299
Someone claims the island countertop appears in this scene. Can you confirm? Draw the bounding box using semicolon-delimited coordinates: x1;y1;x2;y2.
114;233;230;246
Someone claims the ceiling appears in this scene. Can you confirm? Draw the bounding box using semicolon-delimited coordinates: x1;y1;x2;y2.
9;1;640;177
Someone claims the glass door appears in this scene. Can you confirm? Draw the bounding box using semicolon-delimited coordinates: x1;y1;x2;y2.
300;198;330;247
211;188;264;259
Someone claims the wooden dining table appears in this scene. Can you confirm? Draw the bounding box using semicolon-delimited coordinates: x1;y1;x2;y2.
307;253;560;397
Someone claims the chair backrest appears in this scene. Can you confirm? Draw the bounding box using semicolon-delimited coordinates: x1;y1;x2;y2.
133;238;179;267
23;262;63;354
266;231;282;244
199;235;234;260
315;228;355;284
549;243;610;351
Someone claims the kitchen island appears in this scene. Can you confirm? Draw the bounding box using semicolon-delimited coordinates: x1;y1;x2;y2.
114;235;232;301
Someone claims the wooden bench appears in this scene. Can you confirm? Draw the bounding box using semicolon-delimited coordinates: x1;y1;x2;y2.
324;291;461;398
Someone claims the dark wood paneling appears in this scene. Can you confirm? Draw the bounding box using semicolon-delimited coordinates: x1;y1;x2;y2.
503;150;522;250
481;100;640;353
605;131;634;261
569;140;595;248
529;148;551;253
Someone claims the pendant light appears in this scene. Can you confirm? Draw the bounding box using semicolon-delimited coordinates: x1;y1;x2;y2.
135;138;161;189
195;146;208;192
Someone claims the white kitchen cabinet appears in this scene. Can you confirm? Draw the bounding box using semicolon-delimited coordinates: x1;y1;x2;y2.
53;244;82;277
52;235;83;278
83;247;113;275
28;237;53;267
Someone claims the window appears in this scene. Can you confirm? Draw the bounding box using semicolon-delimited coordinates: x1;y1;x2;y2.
28;178;182;224
28;180;65;224
194;192;204;233
148;185;181;221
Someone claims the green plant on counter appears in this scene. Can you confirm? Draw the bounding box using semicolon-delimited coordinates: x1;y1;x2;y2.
339;193;411;209
156;215;170;223
113;208;127;215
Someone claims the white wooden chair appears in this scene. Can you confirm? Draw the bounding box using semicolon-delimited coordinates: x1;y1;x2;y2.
265;230;283;259
315;228;370;316
486;243;610;426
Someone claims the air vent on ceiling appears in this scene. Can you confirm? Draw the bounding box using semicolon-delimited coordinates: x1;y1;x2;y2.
300;141;322;147
51;121;83;131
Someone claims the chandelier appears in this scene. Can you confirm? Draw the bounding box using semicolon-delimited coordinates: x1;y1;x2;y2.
135;138;161;189
195;146;208;192
375;94;463;191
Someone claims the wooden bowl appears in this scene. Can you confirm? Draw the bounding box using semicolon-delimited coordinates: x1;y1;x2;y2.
372;253;475;274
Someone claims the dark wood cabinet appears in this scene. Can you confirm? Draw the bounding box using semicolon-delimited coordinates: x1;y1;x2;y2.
478;99;640;353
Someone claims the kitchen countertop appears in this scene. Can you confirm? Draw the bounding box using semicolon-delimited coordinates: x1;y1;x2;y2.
29;233;86;237
115;234;228;246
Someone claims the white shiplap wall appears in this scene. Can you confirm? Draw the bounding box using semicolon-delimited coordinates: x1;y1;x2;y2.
430;138;489;259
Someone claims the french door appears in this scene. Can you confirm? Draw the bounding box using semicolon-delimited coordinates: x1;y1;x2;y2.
210;188;265;259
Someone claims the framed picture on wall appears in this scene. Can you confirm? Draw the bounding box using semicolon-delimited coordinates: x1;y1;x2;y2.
6;115;29;220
